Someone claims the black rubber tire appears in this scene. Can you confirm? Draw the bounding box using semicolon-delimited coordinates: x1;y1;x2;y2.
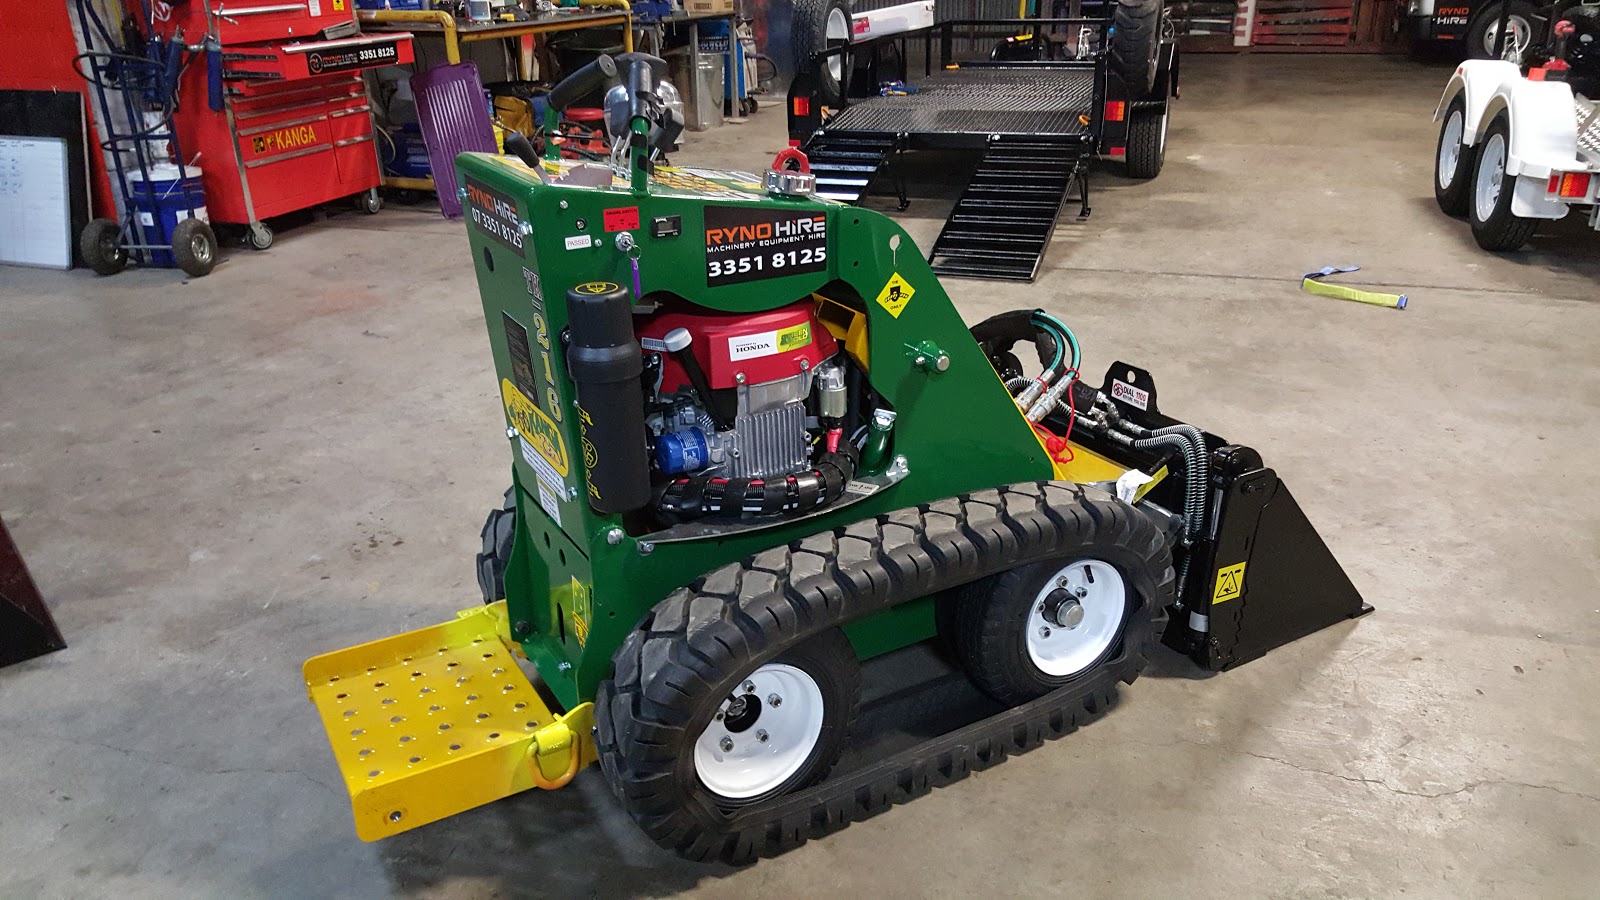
1110;0;1164;95
595;482;1173;863
170;217;218;278
358;187;383;214
1467;1;1538;61
1124;109;1167;179
793;0;851;108
1434;94;1473;217
80;218;127;276
476;487;516;605
1469;113;1538;252
946;557;1142;706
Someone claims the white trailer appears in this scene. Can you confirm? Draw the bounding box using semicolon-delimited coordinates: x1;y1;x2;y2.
1433;58;1600;250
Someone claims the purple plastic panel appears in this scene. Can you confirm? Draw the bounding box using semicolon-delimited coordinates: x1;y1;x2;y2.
410;62;497;218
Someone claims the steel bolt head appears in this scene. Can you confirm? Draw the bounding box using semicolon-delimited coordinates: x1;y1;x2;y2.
934;354;950;372
605;527;624;545
506;426;518;439
1056;575;1069;588
743;681;756;693
559;200;569;209
1073;585;1088;599
719;736;734;752
735;372;746;385
767;693;782;707
638;541;655;556
756;730;769;743
1055;600;1085;629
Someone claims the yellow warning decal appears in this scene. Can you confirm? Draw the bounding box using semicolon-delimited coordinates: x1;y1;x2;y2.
1212;562;1246;604
503;379;570;477
875;273;914;318
569;577;591;647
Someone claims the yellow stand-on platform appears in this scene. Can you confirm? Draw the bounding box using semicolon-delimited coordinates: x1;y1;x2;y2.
303;601;594;840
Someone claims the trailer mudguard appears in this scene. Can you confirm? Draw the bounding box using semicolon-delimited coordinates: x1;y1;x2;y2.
1435;59;1521;138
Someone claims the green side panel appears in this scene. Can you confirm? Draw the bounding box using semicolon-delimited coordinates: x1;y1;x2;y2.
454;154;1056;704
843;595;939;660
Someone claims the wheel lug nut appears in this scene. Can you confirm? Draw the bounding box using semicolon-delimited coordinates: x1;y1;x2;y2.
1073;586;1088;599
1055;576;1069;588
719;736;733;752
756;730;769;743
714;711;724;720
767;693;782;707
743;681;755;693
1039;626;1052;638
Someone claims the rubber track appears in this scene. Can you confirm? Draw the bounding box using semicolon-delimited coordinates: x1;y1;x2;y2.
595;481;1174;863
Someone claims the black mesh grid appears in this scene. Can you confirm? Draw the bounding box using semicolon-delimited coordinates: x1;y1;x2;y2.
825;68;1096;137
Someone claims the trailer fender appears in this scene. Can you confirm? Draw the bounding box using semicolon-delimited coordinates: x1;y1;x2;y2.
1482;78;1582;181
1434;60;1520;143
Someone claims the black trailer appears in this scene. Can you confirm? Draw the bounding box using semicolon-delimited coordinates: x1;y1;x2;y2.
787;3;1179;282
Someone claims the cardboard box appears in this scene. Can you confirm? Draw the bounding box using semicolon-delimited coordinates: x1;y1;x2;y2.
684;0;734;15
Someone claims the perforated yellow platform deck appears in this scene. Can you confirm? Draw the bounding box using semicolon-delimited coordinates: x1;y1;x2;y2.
303;601;593;840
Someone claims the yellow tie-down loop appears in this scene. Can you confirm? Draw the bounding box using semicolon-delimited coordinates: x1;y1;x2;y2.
530;702;596;790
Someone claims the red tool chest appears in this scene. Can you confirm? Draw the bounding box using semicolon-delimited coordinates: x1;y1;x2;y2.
158;0;413;245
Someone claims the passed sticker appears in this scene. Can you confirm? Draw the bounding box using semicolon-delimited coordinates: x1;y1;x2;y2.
564;235;591;250
1212;562;1246;604
875;273;914;318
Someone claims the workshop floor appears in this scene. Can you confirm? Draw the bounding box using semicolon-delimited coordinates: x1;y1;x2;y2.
3;54;1598;899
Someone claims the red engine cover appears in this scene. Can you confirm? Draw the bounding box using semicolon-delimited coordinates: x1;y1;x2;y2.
637;301;839;392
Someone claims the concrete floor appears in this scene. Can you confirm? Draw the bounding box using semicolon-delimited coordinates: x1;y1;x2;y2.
3;54;1599;899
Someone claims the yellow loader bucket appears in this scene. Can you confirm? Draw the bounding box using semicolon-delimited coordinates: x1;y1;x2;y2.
303;601;594;841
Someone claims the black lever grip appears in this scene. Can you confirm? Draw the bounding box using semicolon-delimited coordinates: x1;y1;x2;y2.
613;51;667;83
547;54;617;113
503;131;539;168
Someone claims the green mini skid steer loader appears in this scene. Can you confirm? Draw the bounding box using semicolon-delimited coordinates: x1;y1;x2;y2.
304;53;1370;864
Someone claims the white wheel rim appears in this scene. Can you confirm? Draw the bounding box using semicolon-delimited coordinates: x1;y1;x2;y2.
1475;132;1507;222
694;663;825;799
1025;559;1127;677
825;7;850;83
1483;14;1531;59
1438;109;1464;190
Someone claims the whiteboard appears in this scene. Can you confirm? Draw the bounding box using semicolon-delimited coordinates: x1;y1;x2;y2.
0;136;72;270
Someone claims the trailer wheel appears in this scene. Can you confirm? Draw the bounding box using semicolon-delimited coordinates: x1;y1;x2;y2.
1123;109;1168;179
171;218;218;278
945;553;1151;706
1469;113;1538;251
476;486;516;605
1110;0;1164;95
1434;94;1473;217
1468;2;1537;61
794;0;852;107
80;218;127;276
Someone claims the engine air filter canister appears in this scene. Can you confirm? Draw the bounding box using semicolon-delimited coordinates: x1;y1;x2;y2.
566;281;650;513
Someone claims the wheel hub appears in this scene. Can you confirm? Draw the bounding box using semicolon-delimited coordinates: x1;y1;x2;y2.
694;662;825;799
1025;560;1127;677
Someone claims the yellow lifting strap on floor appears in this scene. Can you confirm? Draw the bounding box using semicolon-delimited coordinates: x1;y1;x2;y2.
303;601;595;841
1301;266;1408;310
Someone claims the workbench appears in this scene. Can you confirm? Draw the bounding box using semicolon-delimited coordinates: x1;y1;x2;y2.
358;7;634;190
638;10;747;126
